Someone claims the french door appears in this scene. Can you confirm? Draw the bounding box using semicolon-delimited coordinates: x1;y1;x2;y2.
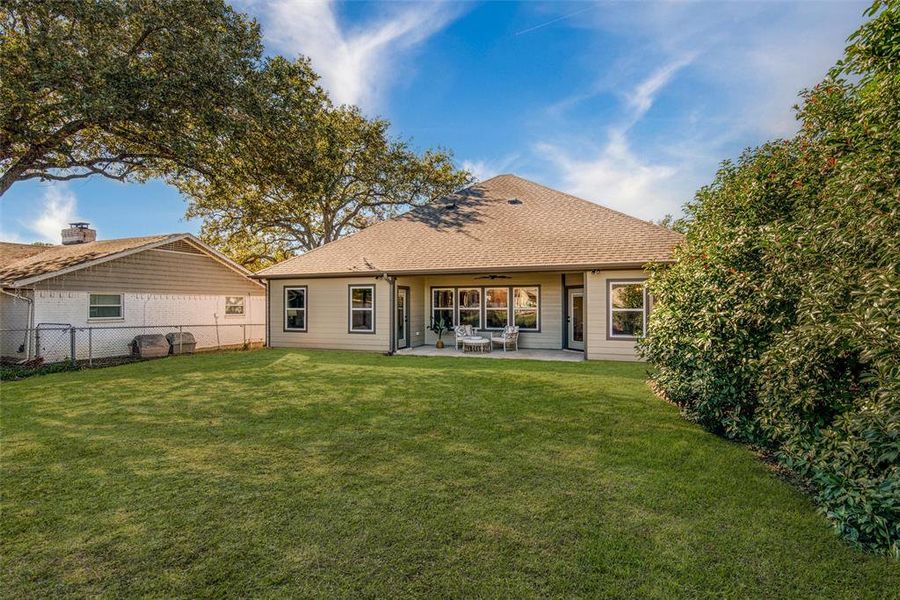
567;288;584;351
397;288;409;349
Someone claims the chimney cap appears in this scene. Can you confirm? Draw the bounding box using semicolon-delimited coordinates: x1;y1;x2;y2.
69;222;91;228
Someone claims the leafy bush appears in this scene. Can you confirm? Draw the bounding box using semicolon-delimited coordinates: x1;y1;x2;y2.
640;1;899;555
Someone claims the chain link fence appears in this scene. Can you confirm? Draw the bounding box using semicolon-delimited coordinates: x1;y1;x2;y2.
1;323;265;377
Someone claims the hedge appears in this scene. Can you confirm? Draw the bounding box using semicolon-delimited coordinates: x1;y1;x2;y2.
639;1;898;556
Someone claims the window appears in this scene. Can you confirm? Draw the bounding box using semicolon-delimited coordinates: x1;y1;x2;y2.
89;294;122;319
457;288;481;329
608;280;647;338
432;288;454;329
284;286;307;331
513;286;539;330
484;287;509;329
225;296;245;315
349;285;375;333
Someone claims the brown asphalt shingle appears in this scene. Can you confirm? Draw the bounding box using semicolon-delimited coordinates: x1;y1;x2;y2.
0;235;177;285
257;174;682;277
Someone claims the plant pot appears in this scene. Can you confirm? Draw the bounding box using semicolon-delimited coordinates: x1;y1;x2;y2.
435;339;445;349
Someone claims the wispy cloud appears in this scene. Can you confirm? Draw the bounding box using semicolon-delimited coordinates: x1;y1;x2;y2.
263;0;463;110
625;54;695;123
537;58;694;220
30;184;79;243
461;154;521;182
530;1;864;220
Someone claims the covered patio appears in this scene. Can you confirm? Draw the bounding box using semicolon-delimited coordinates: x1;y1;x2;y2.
395;345;585;362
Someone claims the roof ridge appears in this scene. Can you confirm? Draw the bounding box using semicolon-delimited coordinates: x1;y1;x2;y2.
500;174;683;237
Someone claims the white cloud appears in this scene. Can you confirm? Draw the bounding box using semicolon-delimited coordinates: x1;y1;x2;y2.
263;0;462;110
461;154;521;182
537;132;685;221
530;1;864;220
626;54;695;123
29;184;79;243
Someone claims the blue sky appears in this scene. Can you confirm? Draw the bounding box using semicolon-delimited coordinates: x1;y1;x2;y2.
1;0;867;244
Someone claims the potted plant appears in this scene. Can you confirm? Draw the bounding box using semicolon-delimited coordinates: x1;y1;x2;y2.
429;316;449;348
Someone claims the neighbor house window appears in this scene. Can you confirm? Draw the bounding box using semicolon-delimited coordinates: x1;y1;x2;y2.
432;288;454;329
349;285;375;333
225;296;245;315
284;286;307;331
457;288;481;329
484;287;509;329
513;286;539;330
88;293;122;319
608;280;647;338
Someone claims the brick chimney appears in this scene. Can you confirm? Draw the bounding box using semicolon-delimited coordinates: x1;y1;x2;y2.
61;222;97;245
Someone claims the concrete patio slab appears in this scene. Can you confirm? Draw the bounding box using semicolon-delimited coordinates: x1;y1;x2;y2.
395;345;585;362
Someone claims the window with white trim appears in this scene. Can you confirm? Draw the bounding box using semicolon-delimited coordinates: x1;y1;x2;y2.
89;293;122;319
225;296;245;315
513;286;539;330
484;287;509;329
284;287;307;331
608;281;647;338
457;288;481;329
432;288;454;329
349;285;375;332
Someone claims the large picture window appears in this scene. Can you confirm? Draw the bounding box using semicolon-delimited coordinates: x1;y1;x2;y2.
484;287;509;329
608;280;647;338
457;288;481;329
513;286;539;330
349;285;375;333
89;293;122;319
284;287;307;331
432;288;454;329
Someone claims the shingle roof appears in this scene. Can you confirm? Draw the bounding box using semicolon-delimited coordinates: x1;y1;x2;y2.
257;174;682;278
0;235;177;285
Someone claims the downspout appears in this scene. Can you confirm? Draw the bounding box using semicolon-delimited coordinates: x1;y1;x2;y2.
264;280;270;348
1;288;35;359
387;274;396;355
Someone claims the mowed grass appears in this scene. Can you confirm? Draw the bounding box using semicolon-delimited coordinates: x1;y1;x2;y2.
2;350;897;598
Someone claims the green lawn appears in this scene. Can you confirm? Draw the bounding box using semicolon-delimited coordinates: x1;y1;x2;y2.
2;350;897;598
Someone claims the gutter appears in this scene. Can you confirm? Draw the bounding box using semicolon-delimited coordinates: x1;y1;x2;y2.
252;261;672;280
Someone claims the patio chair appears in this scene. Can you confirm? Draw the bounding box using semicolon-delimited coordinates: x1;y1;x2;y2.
491;326;519;352
454;324;474;349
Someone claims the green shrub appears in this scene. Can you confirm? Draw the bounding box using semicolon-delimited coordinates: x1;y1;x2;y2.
640;1;899;555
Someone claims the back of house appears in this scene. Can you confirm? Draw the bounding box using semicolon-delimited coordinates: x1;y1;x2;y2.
0;224;265;363
255;174;681;361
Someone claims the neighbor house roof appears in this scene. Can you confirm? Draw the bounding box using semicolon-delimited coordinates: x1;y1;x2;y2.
0;233;260;288
257;174;682;278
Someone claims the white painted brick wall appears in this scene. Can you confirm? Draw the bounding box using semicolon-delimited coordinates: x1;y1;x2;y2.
28;291;265;362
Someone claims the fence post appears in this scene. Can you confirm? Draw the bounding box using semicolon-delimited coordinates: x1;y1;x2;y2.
69;327;76;366
88;327;93;367
179;325;183;354
242;324;246;349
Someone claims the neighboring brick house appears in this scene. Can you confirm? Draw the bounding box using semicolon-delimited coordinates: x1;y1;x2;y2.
0;225;265;362
255;175;682;361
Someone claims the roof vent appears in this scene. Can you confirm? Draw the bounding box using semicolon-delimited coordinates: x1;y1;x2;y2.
61;222;96;245
507;198;522;205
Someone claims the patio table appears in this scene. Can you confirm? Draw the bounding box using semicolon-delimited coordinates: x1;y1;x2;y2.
462;336;490;353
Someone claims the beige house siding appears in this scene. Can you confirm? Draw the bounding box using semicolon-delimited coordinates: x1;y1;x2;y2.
31;249;264;296
268;277;390;352
585;269;649;361
420;272;563;349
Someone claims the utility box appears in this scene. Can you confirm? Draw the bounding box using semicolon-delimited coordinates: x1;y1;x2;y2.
131;334;169;359
166;332;197;355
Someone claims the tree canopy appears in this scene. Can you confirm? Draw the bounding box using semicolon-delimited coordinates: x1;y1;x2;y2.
179;57;471;270
0;0;264;196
